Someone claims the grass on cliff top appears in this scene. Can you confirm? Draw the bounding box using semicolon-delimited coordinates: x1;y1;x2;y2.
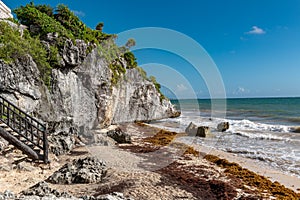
204;154;300;200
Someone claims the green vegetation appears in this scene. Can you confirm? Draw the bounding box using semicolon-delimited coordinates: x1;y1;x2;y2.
0;2;166;98
0;21;51;86
123;52;137;69
149;76;166;101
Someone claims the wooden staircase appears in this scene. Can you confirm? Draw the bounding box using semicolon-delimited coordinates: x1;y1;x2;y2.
0;95;48;163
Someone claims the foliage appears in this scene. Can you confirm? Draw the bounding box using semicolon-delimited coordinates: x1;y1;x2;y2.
125;38;136;49
35;4;54;16
0;21;51;86
109;60;126;86
123;52;137;69
54;4;85;39
13;4;71;38
149;76;166;101
96;22;104;32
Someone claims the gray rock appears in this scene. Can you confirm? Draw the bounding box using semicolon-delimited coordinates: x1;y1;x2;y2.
14;162;36;172
48;132;75;156
3;190;14;199
96;192;133;200
291;126;300;133
217;122;230;132
195;126;210;137
185;122;210;137
22;181;73;198
47;157;106;184
93;133;116;146
0;165;11;172
185;122;198;136
0;137;8;152
107;128;131;144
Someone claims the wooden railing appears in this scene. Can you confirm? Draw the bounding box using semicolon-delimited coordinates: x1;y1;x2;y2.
0;95;48;163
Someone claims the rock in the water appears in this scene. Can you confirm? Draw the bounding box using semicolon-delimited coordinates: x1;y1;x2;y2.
196;126;210;137
47;157;107;184
291;127;300;133
185;122;210;137
107;128;131;144
185;122;198;136
217;122;230;132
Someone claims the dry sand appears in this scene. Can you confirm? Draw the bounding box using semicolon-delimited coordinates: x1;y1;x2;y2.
0;122;299;199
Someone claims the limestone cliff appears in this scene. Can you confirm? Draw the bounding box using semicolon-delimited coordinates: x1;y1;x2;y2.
0;37;179;138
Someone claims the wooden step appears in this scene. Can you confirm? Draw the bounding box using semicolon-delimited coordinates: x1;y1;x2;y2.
0;123;7;127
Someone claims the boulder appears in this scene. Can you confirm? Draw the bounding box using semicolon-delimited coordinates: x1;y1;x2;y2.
48;132;75;156
22;181;73;198
196;126;210;137
47;157;107;184
185;122;210;137
107;128;131;144
185;122;198;136
291;127;300;133
217;122;230;132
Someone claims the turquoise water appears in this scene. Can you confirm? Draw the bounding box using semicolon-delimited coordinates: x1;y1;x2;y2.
171;97;300;126
153;97;300;178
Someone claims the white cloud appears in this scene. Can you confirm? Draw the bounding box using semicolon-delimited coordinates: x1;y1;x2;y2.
72;10;85;17
246;26;266;35
233;87;250;95
176;84;188;92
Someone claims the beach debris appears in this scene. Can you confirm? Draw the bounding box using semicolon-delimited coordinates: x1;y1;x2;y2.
47;156;107;184
217;122;230;132
185;122;210;137
107;127;131;144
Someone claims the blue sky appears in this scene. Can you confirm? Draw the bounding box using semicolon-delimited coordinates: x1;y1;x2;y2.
4;0;300;98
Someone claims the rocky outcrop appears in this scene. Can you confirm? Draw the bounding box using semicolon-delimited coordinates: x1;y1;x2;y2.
217;122;230;132
0;37;179;152
47;157;107;184
22;181;73;198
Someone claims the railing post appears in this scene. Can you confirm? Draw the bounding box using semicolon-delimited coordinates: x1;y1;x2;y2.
43;124;49;163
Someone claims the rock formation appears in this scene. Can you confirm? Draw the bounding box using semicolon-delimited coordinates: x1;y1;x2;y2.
47;157;107;184
0;33;179;148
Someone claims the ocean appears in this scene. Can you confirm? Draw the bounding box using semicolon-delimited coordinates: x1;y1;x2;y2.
150;97;300;178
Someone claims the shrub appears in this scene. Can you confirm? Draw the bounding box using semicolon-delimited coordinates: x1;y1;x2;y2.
123;52;137;69
14;4;71;38
0;21;52;86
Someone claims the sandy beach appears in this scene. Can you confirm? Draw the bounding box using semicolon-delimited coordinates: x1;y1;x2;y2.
0;122;299;199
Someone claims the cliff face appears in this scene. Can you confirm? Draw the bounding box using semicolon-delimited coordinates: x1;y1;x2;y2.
0;38;178;137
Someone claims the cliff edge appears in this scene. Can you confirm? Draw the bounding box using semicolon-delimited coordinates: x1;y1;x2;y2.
0;4;179;147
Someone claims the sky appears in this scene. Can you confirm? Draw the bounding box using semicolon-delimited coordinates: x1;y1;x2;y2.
3;0;300;99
